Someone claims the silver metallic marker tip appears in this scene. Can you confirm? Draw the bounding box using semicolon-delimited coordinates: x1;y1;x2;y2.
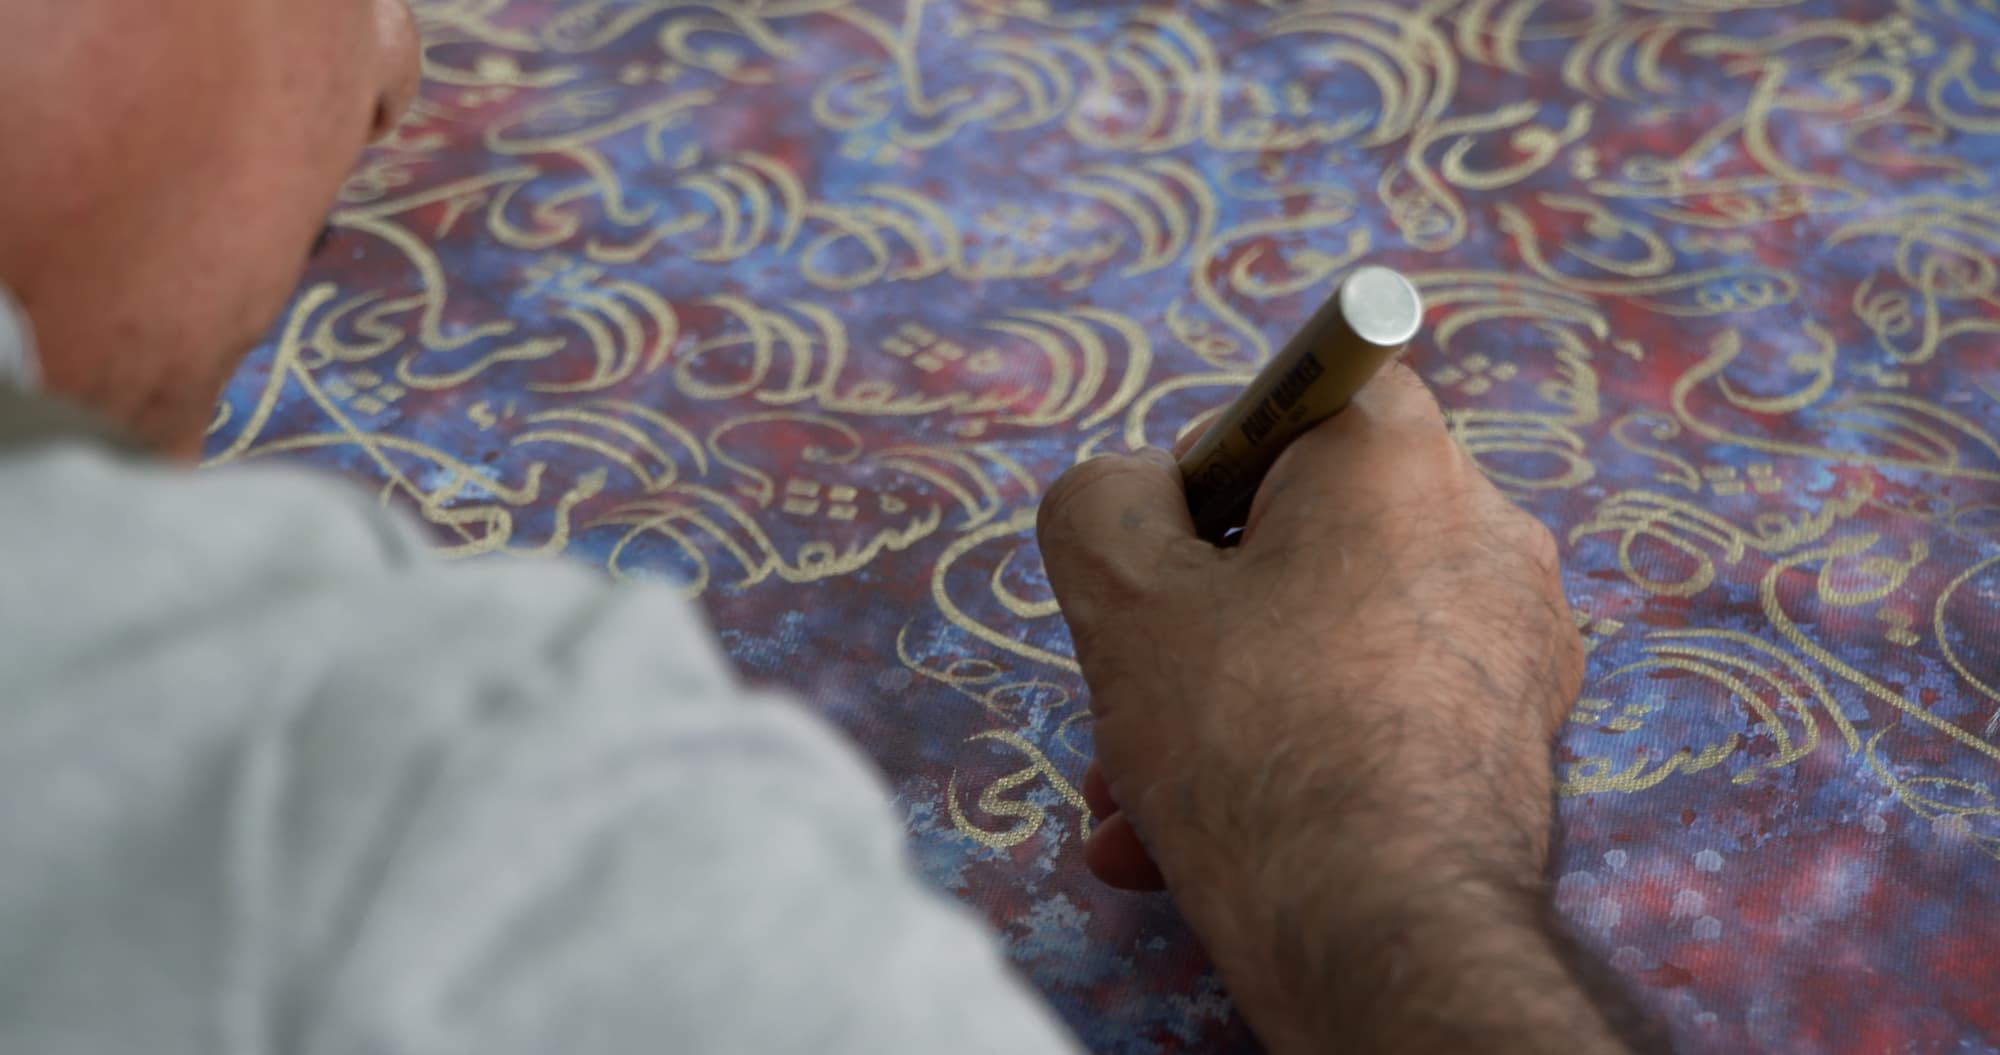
1339;265;1424;348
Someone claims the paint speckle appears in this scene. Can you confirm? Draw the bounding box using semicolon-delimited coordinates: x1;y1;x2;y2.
1673;889;1706;918
1557;871;1600;896
1694;916;1724;941
1932;814;1973;842
1695;849;1724;872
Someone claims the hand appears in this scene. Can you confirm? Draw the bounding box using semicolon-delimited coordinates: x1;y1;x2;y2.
1037;365;1607;1053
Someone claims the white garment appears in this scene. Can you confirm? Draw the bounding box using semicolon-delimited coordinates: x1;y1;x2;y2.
0;443;1083;1055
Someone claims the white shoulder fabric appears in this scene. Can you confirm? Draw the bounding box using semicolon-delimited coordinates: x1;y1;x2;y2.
0;284;41;393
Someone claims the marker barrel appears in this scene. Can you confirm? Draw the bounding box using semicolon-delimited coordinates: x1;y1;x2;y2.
1178;265;1424;543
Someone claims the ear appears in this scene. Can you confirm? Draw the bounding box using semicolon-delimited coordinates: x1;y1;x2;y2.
0;282;39;391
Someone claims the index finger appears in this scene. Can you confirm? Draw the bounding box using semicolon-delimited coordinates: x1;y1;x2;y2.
1035;449;1200;628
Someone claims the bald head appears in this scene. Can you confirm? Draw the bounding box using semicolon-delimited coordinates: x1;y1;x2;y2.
0;0;419;458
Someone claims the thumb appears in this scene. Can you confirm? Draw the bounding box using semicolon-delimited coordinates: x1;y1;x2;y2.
1034;449;1197;628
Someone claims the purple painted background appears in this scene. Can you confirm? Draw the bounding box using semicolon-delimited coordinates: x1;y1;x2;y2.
208;2;2000;1050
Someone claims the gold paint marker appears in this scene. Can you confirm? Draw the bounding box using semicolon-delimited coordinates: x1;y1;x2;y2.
1178;265;1424;543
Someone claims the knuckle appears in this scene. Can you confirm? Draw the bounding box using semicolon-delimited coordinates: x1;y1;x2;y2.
1379;360;1430;397
1561;623;1587;690
1036;457;1176;619
1473;490;1559;561
1548;618;1588;724
1036;457;1120;542
1068;616;1122;676
1519;516;1563;572
1381;363;1448;417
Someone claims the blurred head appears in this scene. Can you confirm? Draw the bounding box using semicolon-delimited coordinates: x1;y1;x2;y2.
0;0;420;458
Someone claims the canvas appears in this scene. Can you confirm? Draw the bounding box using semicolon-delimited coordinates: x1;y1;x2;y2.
207;2;2000;1050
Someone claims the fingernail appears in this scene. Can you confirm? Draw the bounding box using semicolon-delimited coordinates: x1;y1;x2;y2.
1134;447;1177;472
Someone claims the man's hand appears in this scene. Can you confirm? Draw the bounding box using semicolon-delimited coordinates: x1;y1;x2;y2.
1036;366;1641;1054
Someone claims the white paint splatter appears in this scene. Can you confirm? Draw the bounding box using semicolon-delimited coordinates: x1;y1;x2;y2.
1557;871;1600;897
1933;814;1973;842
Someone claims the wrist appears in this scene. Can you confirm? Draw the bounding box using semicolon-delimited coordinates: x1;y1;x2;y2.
1190;862;1625;1055
1149;797;1582;1053
1130;742;1556;924
1114;674;1563;887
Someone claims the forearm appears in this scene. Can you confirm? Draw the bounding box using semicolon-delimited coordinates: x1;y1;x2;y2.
1170;833;1655;1055
1293;881;1633;1055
